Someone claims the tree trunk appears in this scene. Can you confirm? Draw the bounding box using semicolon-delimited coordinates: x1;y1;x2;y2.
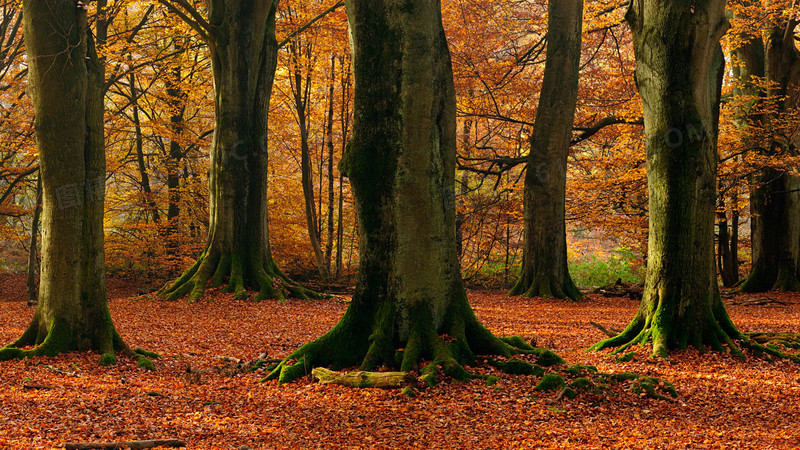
3;0;149;367
590;0;742;358
26;174;41;302
129;72;161;225
159;1;319;301
334;56;351;279
738;21;800;293
508;0;583;300
164;49;186;261
325;55;336;277
717;197;739;287
267;0;533;385
291;39;331;281
742;170;800;292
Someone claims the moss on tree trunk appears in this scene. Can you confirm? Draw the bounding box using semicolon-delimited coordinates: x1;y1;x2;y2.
1;0;151;368
266;0;534;385
590;0;743;358
509;0;583;301
734;16;800;293
159;1;319;302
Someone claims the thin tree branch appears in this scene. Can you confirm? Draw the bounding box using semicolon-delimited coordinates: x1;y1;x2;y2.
278;0;345;49
0;165;38;209
158;0;213;41
571;116;643;145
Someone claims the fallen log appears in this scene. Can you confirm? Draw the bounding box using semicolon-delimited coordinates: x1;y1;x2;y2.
64;439;185;449
592;280;644;299
731;297;791;307
312;367;413;389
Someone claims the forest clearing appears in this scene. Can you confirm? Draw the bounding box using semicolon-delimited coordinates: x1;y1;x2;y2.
1;274;799;449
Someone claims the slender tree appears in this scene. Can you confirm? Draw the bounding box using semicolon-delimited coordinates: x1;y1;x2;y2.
157;0;319;300
267;0;538;384
0;0;152;367
509;0;584;300
590;0;743;357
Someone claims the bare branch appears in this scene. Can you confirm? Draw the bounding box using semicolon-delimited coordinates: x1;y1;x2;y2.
278;0;345;49
158;0;213;41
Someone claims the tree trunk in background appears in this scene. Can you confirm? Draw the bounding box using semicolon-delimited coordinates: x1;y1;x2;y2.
130;72;161;225
291;40;330;281
590;0;743;358
3;0;149;367
325;55;336;277
160;1;319;301
738;21;800;293
165;51;186;261
268;0;533;385
335;56;352;279
716;196;739;287
26;174;41;302
456;118;471;259
509;0;583;300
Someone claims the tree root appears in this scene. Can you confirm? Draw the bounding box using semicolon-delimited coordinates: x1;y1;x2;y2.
508;273;584;301
587;301;746;360
260;301;539;386
0;318;158;369
159;248;322;302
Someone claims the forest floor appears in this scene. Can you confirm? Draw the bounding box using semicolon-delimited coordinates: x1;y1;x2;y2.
0;273;799;449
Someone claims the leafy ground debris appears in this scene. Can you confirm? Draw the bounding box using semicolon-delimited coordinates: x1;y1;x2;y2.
0;274;799;449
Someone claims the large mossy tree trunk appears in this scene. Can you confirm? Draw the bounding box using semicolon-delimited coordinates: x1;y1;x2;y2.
508;0;583;300
737;20;800;293
1;1;148;367
159;0;318;301
267;0;533;385
590;0;743;358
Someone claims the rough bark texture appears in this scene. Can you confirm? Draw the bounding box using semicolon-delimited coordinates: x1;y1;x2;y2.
2;0;149;368
590;0;743;358
737;19;800;293
509;0;583;300
267;0;535;385
160;1;319;301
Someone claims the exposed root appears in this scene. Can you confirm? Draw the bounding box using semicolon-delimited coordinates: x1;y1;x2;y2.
739;265;800;294
261;302;537;386
0;318;158;370
159;248;322;302
587;301;746;360
508;273;584;301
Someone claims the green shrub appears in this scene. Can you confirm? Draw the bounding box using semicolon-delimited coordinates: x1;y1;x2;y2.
569;248;644;289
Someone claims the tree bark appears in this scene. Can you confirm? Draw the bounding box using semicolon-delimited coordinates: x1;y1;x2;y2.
159;1;319;301
508;0;583;300
164;45;187;261
325;55;336;277
590;0;742;358
267;0;534;385
738;19;800;293
2;0;150;368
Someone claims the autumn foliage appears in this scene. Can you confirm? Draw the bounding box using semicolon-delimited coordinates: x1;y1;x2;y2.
0;0;792;289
